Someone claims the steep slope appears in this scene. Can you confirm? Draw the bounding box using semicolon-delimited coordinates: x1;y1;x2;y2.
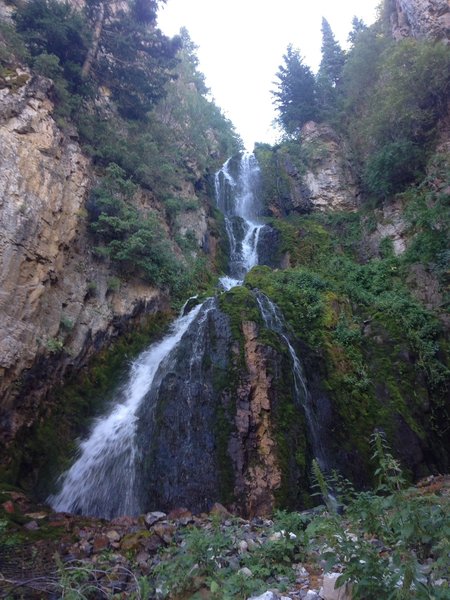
0;0;239;483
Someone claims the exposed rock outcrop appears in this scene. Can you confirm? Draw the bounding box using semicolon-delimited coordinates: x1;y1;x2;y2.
135;299;228;514
391;0;450;42
135;301;284;518
231;320;282;517
0;71;170;454
300;122;359;213
361;197;409;258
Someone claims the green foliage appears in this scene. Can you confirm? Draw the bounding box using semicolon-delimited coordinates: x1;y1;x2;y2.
355;38;450;197
273;45;318;134
316;18;346;116
0;21;29;66
363;139;426;198
10;0;238;199
311;458;336;512
366;40;450;146
14;0;90;88
272;15;450;199
341;25;389;119
246;266;327;347
401;167;450;301
244;211;449;476
98;14;180;120
106;276;121;292
153;513;308;599
306;436;450;599
46;337;64;353
88;163;187;294
60;314;74;331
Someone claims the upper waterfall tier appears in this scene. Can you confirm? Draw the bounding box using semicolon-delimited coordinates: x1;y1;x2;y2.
215;153;265;289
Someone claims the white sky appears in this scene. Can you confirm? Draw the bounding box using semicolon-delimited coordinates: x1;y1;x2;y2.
158;0;380;149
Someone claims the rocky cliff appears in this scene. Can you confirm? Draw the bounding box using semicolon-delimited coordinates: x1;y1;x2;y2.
299;122;360;212
0;69;174;453
391;0;450;42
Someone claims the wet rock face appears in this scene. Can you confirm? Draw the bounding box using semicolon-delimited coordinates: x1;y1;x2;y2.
282;156;314;215
135;301;291;517
391;0;450;42
300;122;359;212
136;301;232;513
257;225;282;269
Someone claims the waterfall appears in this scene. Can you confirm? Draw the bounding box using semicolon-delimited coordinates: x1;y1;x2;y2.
48;301;204;518
255;292;328;470
48;151;326;518
215;152;264;290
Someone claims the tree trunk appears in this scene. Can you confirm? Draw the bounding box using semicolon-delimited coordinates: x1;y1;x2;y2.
81;2;105;80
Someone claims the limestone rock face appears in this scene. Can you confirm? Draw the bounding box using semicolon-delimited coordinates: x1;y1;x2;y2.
391;0;450;42
0;72;167;449
300;122;359;212
362;199;409;259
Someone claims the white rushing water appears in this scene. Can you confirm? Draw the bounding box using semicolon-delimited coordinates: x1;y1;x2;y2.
48;151;326;519
49;301;203;518
215;152;264;290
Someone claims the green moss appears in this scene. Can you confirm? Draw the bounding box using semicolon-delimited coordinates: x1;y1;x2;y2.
243;207;449;481
272;362;311;510
4;311;173;497
218;286;262;342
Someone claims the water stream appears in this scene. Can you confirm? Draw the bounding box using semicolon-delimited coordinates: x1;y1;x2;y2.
215;152;264;289
49;301;204;517
49;152;326;518
255;291;327;469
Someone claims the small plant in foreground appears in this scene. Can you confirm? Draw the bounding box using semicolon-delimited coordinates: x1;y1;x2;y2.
306;433;450;599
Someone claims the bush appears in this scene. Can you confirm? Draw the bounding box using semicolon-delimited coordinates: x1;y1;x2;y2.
0;22;29;66
363;140;426;198
14;0;90;89
306;434;450;599
88;163;193;295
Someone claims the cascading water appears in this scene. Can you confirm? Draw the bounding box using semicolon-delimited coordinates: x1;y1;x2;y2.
255;292;329;470
215;153;264;290
49;301;204;518
49;151;327;518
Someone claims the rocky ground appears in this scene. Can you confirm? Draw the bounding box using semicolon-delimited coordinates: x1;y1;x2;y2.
1;476;449;599
0;490;342;599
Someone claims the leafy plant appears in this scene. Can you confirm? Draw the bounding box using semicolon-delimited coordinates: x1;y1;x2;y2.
88;163;187;294
306;435;450;599
46;337;64;353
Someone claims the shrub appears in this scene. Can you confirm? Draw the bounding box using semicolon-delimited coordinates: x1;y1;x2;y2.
306;435;450;599
363;140;426;198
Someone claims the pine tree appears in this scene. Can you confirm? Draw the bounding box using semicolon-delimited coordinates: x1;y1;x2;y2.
316;17;346;115
272;45;318;135
347;16;367;46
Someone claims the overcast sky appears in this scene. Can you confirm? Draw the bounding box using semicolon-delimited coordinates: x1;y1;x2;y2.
158;0;379;149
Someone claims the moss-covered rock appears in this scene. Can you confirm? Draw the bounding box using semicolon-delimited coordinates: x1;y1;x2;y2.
1;311;173;498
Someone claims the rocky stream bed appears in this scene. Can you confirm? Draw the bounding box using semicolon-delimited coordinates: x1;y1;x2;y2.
1;476;449;599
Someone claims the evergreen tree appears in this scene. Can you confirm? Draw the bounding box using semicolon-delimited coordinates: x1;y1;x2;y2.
81;0;180;120
99;11;180;120
14;0;90;89
272;45;318;135
316;17;346;115
347;16;367;46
